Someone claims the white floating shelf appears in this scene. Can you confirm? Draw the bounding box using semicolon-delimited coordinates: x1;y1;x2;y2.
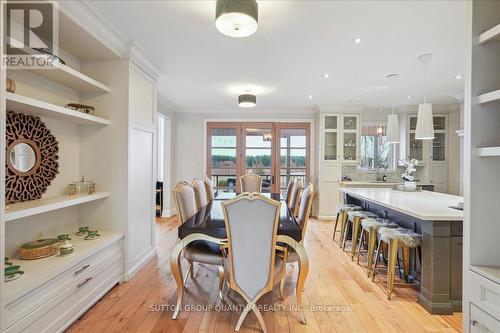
25;60;110;93
6;93;111;126
471;265;500;285
5;192;111;222
477;147;500;157
478;89;500;104
479;24;500;44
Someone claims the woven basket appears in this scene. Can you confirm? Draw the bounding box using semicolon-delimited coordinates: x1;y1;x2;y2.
19;239;60;260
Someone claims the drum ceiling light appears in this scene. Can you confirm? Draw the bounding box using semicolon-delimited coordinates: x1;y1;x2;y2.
215;0;258;38
386;74;400;144
238;94;256;108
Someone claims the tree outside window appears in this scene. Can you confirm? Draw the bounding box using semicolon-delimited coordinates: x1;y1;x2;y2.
360;126;395;170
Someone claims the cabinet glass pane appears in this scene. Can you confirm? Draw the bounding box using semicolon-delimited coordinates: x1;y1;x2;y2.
409;133;423;160
324;132;337;160
410;117;418;131
433;116;446;131
325;116;337;130
432;133;446;161
343;116;357;130
343;132;357;161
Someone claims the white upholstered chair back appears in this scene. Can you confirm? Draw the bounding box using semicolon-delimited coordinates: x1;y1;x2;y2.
284;178;295;205
296;183;315;239
203;176;215;201
222;193;280;301
288;177;303;214
172;181;198;223
192;178;209;209
240;174;263;193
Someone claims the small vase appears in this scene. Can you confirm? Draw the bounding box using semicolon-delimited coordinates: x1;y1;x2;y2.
6;78;16;93
404;181;417;190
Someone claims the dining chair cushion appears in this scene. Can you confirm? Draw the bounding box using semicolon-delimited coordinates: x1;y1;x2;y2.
204;176;215;201
184;240;224;266
225;253;284;285
193;178;209;209
223;195;280;301
173;182;197;223
240;174;263;193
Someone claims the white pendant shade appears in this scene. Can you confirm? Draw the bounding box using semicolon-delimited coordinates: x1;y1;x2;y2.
415;103;435;140
386;113;400;143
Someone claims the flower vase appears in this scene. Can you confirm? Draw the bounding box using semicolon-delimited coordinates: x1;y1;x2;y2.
404;181;417;191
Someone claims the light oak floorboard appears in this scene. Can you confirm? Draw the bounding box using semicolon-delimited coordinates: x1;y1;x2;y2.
67;217;462;333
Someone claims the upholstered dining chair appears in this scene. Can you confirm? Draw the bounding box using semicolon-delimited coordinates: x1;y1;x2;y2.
240;174;263;193
221;193;284;333
288;177;303;216
280;183;315;292
171;181;226;300
203;175;215;202
192;178;209;210
284;177;295;205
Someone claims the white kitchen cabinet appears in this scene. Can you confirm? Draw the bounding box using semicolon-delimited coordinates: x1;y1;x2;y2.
341;114;360;164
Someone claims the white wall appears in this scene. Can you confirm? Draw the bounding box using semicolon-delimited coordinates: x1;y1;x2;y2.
157;103;176;216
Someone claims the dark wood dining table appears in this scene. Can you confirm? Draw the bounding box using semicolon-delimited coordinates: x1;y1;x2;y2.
170;192;309;324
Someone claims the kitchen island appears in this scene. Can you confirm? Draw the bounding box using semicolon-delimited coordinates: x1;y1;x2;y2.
340;187;463;315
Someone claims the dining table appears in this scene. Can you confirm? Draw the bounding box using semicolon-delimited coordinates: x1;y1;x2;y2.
169;192;309;323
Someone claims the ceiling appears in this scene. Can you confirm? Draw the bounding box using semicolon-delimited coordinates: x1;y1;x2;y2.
86;0;465;112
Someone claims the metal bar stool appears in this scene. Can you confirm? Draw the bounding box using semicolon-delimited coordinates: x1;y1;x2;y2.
371;227;421;300
332;204;362;244
357;218;398;277
343;210;378;260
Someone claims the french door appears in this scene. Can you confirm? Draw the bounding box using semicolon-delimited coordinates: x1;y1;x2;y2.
207;122;310;194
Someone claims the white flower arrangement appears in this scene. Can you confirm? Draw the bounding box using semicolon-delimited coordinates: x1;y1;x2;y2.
401;159;418;182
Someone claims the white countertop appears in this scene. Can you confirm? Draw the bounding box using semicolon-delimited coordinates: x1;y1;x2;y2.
340;187;463;221
340;181;434;187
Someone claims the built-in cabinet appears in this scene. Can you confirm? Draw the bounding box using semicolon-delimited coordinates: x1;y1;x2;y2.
0;2;160;332
463;1;500;331
318;113;360;219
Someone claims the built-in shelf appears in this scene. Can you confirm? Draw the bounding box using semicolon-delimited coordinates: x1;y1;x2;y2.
479;24;500;44
478;89;500;104
24;60;110;93
456;129;464;137
4;230;124;305
6;93;111;126
5;192;111;222
471;265;500;285
477;147;500;157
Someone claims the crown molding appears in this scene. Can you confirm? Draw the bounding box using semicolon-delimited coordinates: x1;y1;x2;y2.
158;94;178;111
128;44;165;80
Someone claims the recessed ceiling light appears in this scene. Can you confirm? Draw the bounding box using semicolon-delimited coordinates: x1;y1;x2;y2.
407;95;412;99
353;37;362;44
354;96;360;100
323;73;329;79
455;75;462;79
308;95;313;100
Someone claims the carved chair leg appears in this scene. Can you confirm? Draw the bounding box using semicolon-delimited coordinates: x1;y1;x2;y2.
217;265;225;301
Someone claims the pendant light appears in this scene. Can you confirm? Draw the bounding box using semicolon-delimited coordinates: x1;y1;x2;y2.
215;0;258;38
386;74;400;144
415;54;435;140
238;94;256;107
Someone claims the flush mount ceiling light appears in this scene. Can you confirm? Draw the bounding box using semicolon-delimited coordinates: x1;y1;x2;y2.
386;74;400;144
353;37;362;44
455;75;462;79
415;53;435;140
238;94;256;107
323;73;329;79
215;0;258;38
308;94;313;100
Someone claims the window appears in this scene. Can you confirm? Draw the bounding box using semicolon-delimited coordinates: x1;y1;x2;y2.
360;126;395;170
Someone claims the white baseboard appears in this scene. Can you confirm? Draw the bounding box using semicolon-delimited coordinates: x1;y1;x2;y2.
125;247;157;280
317;215;335;221
161;208;172;217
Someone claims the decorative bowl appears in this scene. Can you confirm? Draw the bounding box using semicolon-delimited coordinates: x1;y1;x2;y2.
19;238;60;260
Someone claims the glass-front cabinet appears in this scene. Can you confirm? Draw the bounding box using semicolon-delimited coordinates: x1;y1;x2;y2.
405;114;447;164
322;113;360;163
323;114;339;161
431;116;447;162
342;115;359;163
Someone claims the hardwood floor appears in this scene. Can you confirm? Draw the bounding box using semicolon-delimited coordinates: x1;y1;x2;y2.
67;216;462;333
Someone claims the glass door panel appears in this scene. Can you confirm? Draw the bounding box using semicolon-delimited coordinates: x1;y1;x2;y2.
244;126;274;192
409;132;423;161
208;126;239;192
343;132;357;161
432;132;446;161
325;116;338;130
343;116;357;130
433;116;446;131
410;116;418;131
277;125;309;196
324;132;338;160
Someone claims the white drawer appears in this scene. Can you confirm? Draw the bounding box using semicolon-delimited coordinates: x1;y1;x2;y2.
470;303;500;333
6;251;123;333
5;239;123;328
469;269;500;320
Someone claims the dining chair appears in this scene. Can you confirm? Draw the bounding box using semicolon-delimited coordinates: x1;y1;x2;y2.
240;174;263;193
221;193;283;333
284;177;295;205
280;183;315;293
172;181;226;300
288;177;303;216
203;175;215;202
192;178;209;210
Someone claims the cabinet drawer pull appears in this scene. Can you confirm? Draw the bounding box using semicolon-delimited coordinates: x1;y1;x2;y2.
77;277;93;289
74;265;90;276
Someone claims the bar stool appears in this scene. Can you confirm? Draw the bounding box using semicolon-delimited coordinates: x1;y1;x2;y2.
343;210;378;260
357;218;398;277
332;204;361;245
371;227;421;300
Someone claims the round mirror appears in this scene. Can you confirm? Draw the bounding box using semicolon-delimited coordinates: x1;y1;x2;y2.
9;143;37;173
